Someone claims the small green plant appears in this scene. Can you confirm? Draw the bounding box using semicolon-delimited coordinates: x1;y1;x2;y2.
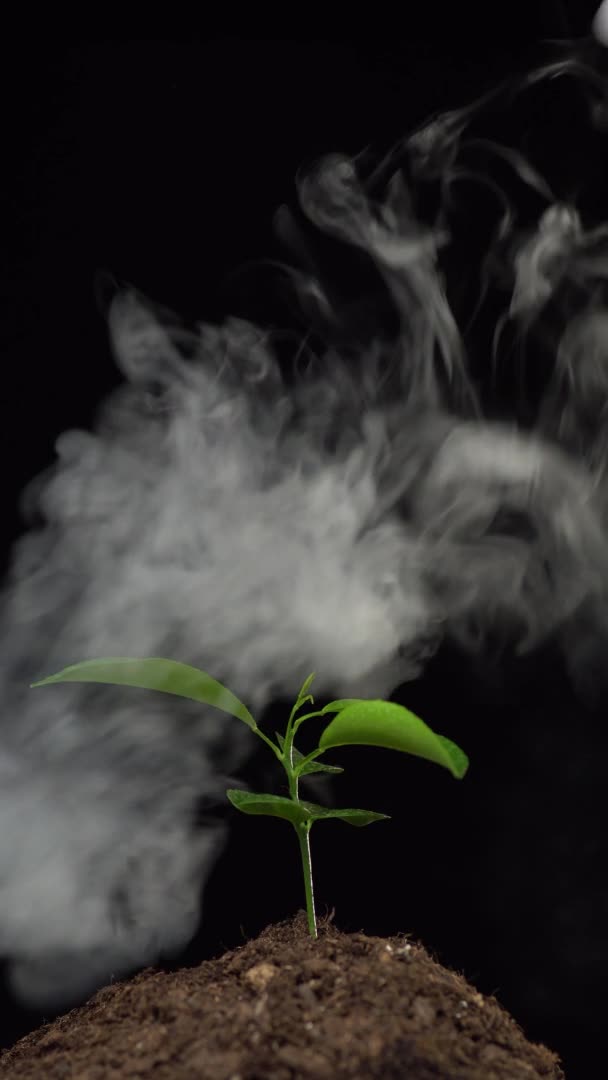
31;657;469;938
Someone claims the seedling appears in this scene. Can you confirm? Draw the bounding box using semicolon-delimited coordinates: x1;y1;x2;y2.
31;657;469;938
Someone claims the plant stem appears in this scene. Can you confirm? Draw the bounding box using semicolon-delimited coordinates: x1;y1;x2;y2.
294;821;317;938
292;709;326;734
283;722;318;937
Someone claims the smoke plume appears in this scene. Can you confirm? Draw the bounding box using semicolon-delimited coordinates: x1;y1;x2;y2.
2;51;608;1006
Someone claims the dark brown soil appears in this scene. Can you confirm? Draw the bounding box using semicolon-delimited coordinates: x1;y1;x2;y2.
0;913;564;1080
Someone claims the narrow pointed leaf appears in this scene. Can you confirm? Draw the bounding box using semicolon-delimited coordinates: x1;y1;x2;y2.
296;673;316;702
31;657;256;729
226;789;387;827
290;673;316;721
318;700;469;779
274;736;344;776
298;759;344;776
300;804;389;826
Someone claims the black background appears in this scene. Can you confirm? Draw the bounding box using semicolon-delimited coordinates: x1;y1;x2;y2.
1;14;606;1079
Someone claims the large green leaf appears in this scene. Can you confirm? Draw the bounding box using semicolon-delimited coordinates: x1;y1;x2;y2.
31;657;256;729
226;789;388;827
318;700;469;779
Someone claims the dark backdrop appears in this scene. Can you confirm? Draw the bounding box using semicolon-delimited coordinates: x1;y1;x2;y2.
1;20;605;1080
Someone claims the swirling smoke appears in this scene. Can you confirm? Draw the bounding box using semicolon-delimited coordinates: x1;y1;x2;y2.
2;52;608;1006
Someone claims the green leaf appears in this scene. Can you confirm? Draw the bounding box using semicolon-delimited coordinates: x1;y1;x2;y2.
226;789;314;827
301;803;389;826
31;657;257;730
297;673;316;701
436;735;470;781
289;673;316;721
226;790;388;827
318;700;469;779
298;759;344;777
275;735;344;776
320;699;361;714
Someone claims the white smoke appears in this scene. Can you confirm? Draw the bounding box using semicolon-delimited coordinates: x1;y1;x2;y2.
2;51;608;1006
594;0;608;46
